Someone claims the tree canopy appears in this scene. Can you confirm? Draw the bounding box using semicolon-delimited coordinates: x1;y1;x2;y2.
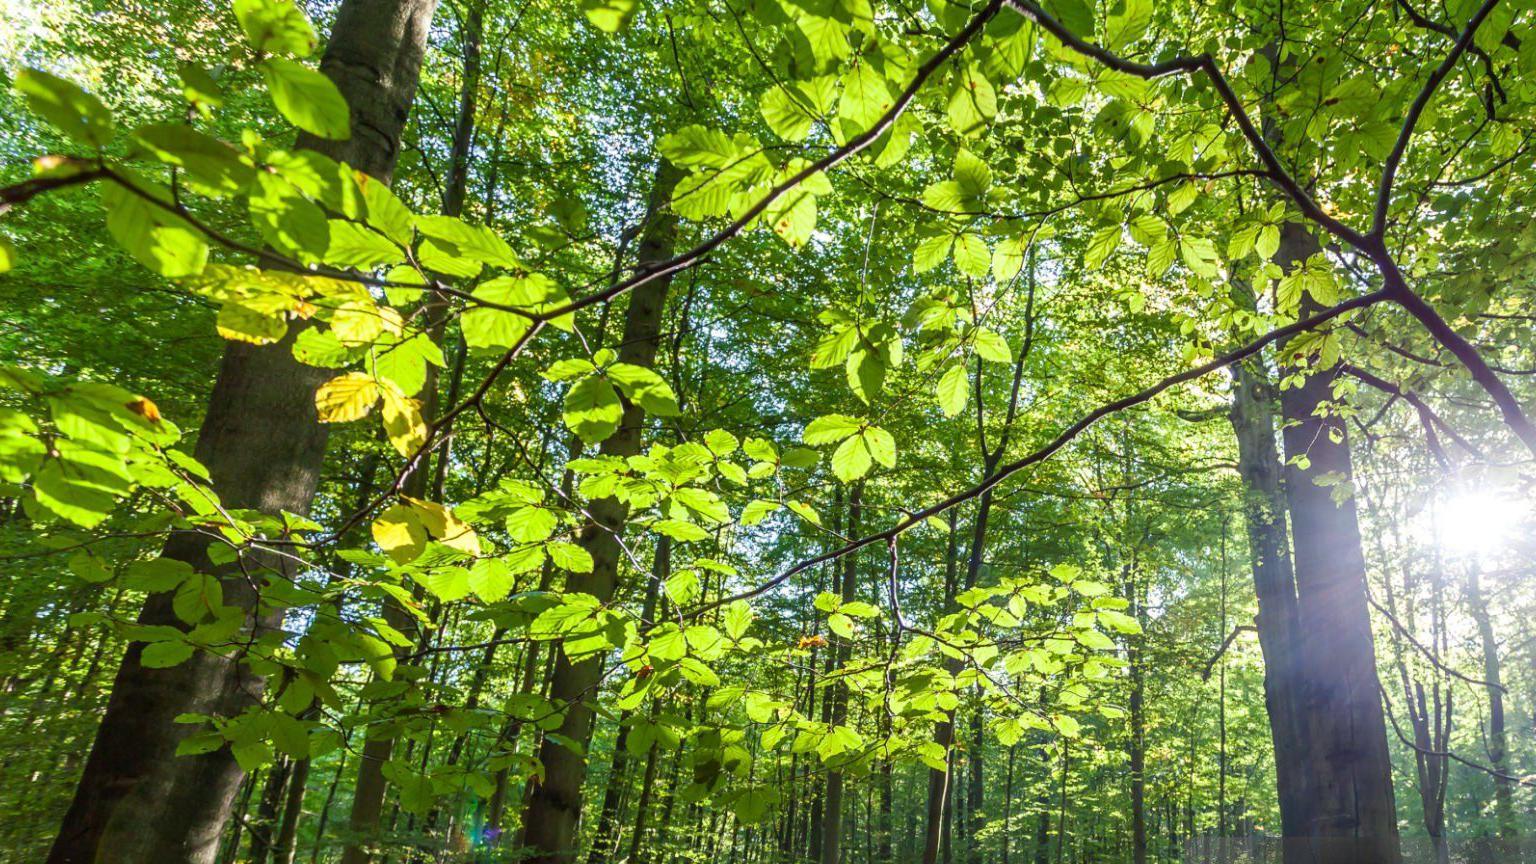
1;0;1535;863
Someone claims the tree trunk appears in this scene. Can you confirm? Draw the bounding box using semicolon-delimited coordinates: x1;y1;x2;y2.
1226;344;1313;845
520;158;683;863
966;710;984;864
273;754;311;864
587;537;670;864
1277;227;1400;864
1467;562;1515;838
820;486;862;864
46;2;435;861
1127;573;1146;864
921;513;962;864
250;757;294;864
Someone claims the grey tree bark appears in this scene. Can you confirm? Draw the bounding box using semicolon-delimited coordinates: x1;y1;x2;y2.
520;159;684;863
46;3;436;861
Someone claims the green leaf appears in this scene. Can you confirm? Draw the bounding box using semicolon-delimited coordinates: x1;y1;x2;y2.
734;786;780;824
468;558;514;603
653;518;710;542
14;68;114;147
673;487;730;524
132;124;255;194
1045;0;1095;37
723;600;753;640
952;233;990;277
102;176;208;277
608;364;680;416
741;499;780;526
937;363;968;417
416;215;520;268
814;591;843;613
1104;0;1152;49
761;86;815;142
803;414;862;445
123;557;194;592
972;328;1012;363
233;0;317;56
325;221;402;269
947;64;996;137
140;640;195;669
703;429;739;456
1085;225;1122;269
861;426;896;468
840;600;879;618
837;60;892;139
250;172;329;260
549;541;594;573
827;612;854;639
581;0;638;31
415;566;472;602
658;126;740;169
785;500;821;525
564;376;623;445
179;63;225;109
953;149;992;197
462;273;569;349
831;435;872;482
913;232;954;273
262;58;350;140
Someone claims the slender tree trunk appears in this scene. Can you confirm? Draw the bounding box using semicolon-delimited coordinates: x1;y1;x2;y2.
521;159;683;863
966;709;984;864
222;772;260;864
625;720;663;864
46;2;435;861
921;513;962;864
1001;744;1015;864
588;537;670;864
251;757;294;864
1128;572;1146;864
878;709;894;864
273;754;311;864
820;486;862;864
1467;562;1515;838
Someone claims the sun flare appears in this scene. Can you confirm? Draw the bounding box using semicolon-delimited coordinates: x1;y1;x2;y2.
1435;487;1524;558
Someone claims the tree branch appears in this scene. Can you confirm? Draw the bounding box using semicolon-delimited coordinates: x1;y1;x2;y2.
1373;0;1504;238
699;289;1390;615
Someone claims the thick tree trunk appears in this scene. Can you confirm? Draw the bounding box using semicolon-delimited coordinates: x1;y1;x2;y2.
46;330;331;864
46;4;436;862
520;159;683;863
1277;226;1400;864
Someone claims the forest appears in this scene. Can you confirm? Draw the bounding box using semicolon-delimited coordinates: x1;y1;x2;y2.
0;0;1534;862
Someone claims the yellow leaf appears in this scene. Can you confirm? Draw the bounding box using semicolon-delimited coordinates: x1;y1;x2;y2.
125;396;163;423
372;503;427;564
402;495;479;556
330;299;385;346
380;382;428;458
315;373;379;422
